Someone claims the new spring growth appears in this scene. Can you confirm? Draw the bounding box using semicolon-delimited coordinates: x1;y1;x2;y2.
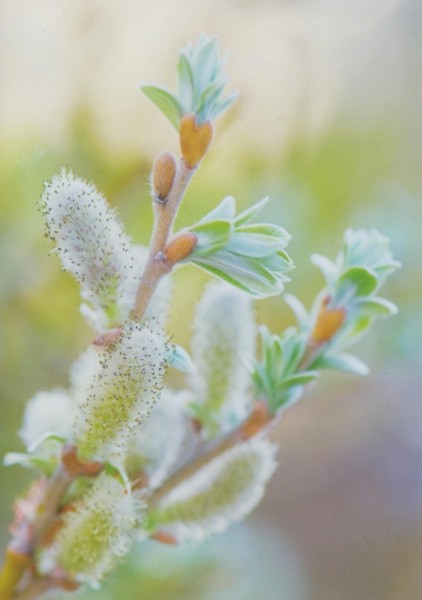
0;33;401;600
141;34;237;130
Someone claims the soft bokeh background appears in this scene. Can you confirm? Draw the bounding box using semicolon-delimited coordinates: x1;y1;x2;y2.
1;1;421;599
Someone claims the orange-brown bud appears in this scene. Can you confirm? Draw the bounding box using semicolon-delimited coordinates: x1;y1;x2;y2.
191;417;203;434
62;444;103;477
180;114;213;169
164;231;198;265
56;579;80;592
240;400;273;440
151;531;178;545
51;568;80;591
152;151;177;201
311;296;346;344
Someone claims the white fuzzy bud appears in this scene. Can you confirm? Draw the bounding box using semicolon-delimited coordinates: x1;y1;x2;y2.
73;321;170;463
40;170;140;330
19;389;75;450
55;473;143;585
126;389;185;489
148;438;277;542
190;281;256;436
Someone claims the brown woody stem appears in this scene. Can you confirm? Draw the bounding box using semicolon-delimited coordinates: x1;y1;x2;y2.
0;465;73;599
131;158;195;321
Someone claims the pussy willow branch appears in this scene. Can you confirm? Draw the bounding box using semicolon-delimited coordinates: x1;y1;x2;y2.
5;408;274;599
14;466;73;557
1;155;196;599
0;465;74;600
131;157;195;320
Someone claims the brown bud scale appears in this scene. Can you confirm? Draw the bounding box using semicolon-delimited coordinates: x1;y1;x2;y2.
180;115;213;169
311;296;346;344
164;232;198;265
151;531;178;545
61;444;103;477
152;152;177;201
93;327;122;348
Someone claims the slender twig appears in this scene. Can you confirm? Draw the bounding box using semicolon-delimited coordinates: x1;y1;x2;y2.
13;466;72;557
0;465;73;600
131;158;195;320
0;158;196;599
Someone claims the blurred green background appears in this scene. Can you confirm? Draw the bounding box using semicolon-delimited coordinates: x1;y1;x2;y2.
1;1;421;599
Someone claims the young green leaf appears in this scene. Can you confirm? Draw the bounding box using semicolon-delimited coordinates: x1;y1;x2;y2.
188;219;233;254
185;197;293;298
352;296;398;317
142;34;236;125
140;84;184;129
335;266;378;301
252;326;310;414
311;352;369;375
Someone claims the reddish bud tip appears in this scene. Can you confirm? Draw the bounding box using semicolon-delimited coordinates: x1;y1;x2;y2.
151;531;178;545
93;328;122;348
191;417;203;434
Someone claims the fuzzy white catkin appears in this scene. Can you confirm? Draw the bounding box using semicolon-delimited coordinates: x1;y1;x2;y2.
19;389;75;449
72;321;169;464
126;389;185;489
150;438;277;542
40;169;141;331
190;281;256;435
55;473;143;585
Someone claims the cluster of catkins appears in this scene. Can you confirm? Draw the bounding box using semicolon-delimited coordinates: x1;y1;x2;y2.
13;170;276;587
2;34;400;593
